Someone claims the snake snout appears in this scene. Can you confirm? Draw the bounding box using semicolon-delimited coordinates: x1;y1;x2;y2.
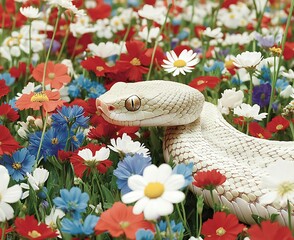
96;98;115;115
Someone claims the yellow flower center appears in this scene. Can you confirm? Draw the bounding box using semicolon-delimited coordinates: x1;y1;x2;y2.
144;182;164;199
30;92;49;102
216;227;226;236
48;72;55;79
278;182;294;197
276;124;284;130
173;59;186;68
119;221;130;229
28;230;41;238
72;135;78;142
130;58;141;66
12;162;22;170
269;46;282;55
96;66;104;71
197;80;205;85
51;138;59;145
257;133;264;139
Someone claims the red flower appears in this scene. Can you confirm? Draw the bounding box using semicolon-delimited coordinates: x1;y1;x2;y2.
67;33;92;57
115;41;150;81
189;76;221;92
87;1;111;20
0;125;21;155
249;122;272;139
95;202;155;240
81;56;111;77
247;221;294;240
201;212;245;240
58;150;73;162
284;42;294;60
0;104;19;122
266;116;289;133
16;90;65;112
233;116;245;126
15;215;58;240
32;61;71;89
9;62;27;79
70;143;112;178
0;80;10;98
193;169;226;190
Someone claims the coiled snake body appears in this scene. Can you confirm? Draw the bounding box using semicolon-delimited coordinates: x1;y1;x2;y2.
97;80;294;225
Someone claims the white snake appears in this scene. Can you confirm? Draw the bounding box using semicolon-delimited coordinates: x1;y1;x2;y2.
96;80;294;226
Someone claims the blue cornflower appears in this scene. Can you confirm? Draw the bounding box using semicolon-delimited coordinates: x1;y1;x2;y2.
252;83;271;108
53;187;89;218
275;78;289;92
68;80;81;98
77;75;92;89
0;72;15;86
70;131;84;150
172;162;194;188
157;220;184;240
61;214;99;235
255;32;282;48
28;127;67;160
259;65;272;83
113;153;152;194
136;229;155;240
2;148;35;181
204;60;224;73
88;81;106;98
51;105;89;131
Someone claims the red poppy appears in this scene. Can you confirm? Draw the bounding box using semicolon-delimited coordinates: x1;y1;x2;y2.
115;41;150;81
249;122;272;139
16;90;65;112
9;62;27;79
15;215;58;240
81;56;111;77
189;76;221;92
173;45;192;55
225;59;236;75
58;150;73;162
70;143;112;178
266;116;289;133
0;125;21;155
0;104;19;122
32;61;71;89
233;116;245;126
201;211;245;240
284;42;294;60
247;221;294;240
0;80;10;98
67;33;92;57
193;169;226;190
95;202;155;240
87;1;111;20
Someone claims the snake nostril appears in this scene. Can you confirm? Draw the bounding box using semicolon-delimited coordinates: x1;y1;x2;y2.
108;105;115;111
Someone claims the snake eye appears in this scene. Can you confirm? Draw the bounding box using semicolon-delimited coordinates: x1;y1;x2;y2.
125;95;141;111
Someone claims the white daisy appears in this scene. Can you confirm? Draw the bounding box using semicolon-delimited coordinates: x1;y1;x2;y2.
122;164;185;220
281;69;294;80
218;88;244;115
27;168;49;191
232;51;263;69
259;160;294;208
108;133;149;157
0;166;22;221
20;6;41;19
162;49;200;76
87;42;121;58
202;27;223;39
78;147;110;164
233;103;267;121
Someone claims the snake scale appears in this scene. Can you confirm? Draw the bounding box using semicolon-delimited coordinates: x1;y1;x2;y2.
96;80;294;226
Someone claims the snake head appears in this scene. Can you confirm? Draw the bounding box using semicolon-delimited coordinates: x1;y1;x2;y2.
96;80;204;127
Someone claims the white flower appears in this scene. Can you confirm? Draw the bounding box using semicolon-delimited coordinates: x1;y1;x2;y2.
218;88;244;114
45;207;65;237
0;166;22;221
138;26;162;43
232;51;263;69
138;4;167;24
161;49;200;76
280;85;294;98
108;133;149;157
202;27;223;39
48;0;85;17
189;237;203;240
122;164;185;220
281;69;294;80
78;147;110;163
27;168;49;191
259;160;294;207
20;6;41;19
87;42;121;58
233;103;267;121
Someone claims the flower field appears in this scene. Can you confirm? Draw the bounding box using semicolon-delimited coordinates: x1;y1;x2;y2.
0;0;294;239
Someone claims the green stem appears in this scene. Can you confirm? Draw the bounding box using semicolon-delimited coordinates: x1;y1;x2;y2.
56;16;72;62
188;0;195;41
197;213;202;237
35;112;48;164
176;203;191;236
246;121;250;135
287;200;293;235
1;222;6;240
118;11;133;58
25;20;32;85
209;189;216;212
94;172;105;210
165;215;173;240
267;55;277;123
289;121;294;141
248;70;254;105
146;4;171;81
42;8;62;90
